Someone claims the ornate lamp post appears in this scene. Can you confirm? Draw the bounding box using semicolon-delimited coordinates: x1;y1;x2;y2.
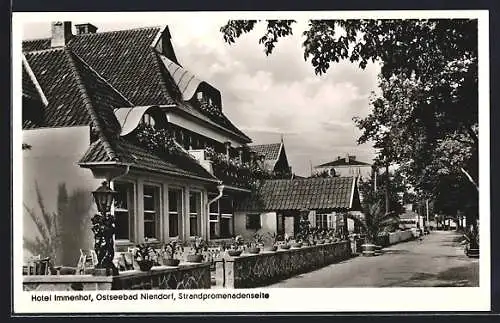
91;181;119;276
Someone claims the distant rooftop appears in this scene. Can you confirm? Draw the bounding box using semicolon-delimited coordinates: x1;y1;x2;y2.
316;154;371;168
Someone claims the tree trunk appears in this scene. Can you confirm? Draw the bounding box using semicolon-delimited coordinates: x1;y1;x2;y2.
385;164;390;213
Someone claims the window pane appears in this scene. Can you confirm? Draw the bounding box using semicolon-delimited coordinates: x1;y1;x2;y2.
168;189;181;237
190;216;198;236
143;185;159;239
169;213;178;237
168;190;179;212
144;221;156;239
189;192;200;214
189;191;201;236
221;217;232;238
208;194;219;214
220;196;233;214
115;211;129;240
113;182;133;240
114;182;129;210
144;186;156;211
210;222;217;238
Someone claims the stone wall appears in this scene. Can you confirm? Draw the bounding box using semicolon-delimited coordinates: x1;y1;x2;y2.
388;230;414;244
24;263;211;291
216;241;351;288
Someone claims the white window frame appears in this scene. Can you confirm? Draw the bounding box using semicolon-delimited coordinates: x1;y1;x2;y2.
143;182;162;242
111;180;136;244
189;190;202;238
167;187;183;239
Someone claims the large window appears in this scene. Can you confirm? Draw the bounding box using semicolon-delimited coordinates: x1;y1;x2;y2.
315;214;328;229
208;194;219;239
208;195;234;239
219;197;233;238
113;182;134;241
276;213;285;236
246;214;261;230
143;185;160;240
189;191;201;237
168;189;182;237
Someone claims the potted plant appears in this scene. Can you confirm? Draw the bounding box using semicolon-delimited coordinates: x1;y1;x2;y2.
227;235;244;257
133;243;157;271
463;226;479;258
349;201;400;257
247;233;264;254
186;237;208;263
279;234;291;250
160;239;184;266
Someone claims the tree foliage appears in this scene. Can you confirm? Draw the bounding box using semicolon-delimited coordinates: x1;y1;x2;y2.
24;183;92;266
220;19;479;219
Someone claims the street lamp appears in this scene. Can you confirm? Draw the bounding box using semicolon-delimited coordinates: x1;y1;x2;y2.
91;181;119;276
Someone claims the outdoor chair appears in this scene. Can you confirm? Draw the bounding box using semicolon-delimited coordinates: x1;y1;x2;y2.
76;249;98;275
23;255;51;275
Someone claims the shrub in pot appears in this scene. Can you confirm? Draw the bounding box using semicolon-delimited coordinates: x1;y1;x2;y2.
348;200;400;257
247;233;264;254
160;239;183;266
463;226;479;258
185;237;208;263
226;235;244;257
133;244;157;271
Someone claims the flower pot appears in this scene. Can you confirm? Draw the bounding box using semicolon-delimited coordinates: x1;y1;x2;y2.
227;249;243;257
163;258;180;267
362;243;376;257
247;247;261;254
265;246;278;252
291;243;303;248
467;248;479;258
137;260;154;271
186;254;204;263
280;244;291;250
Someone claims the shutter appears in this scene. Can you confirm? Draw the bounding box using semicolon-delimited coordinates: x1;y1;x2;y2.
327;214;333;228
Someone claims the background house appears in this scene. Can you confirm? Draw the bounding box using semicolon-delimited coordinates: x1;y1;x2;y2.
315;154;372;179
249;139;292;178
235;177;361;240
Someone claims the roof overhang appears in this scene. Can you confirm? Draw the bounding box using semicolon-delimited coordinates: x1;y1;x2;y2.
78;161;220;184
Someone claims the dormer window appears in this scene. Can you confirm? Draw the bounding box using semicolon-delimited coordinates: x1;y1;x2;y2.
141;113;156;128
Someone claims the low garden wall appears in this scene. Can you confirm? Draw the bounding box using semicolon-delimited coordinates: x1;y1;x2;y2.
215;241;351;288
388;230;414;245
24;263;211;291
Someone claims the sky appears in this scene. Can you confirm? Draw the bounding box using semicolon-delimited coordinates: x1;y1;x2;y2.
22;16;380;177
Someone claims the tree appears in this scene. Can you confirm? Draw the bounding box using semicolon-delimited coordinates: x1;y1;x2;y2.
220;19;477;186
348;200;400;245
24;183;93;266
221;19;478;225
24;182;62;262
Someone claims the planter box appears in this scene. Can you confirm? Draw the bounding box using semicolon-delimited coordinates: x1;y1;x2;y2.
216;241;351;288
24;263;211;291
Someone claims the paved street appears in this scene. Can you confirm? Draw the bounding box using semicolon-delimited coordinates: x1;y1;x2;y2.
269;230;479;288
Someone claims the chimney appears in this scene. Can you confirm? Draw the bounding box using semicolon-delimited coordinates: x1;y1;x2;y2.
75;23;98;35
51;21;73;47
344;153;349;163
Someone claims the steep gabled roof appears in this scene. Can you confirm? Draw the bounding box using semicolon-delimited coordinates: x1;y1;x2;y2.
237;177;358;212
22;26;251;142
249;142;283;165
23;48;132;132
